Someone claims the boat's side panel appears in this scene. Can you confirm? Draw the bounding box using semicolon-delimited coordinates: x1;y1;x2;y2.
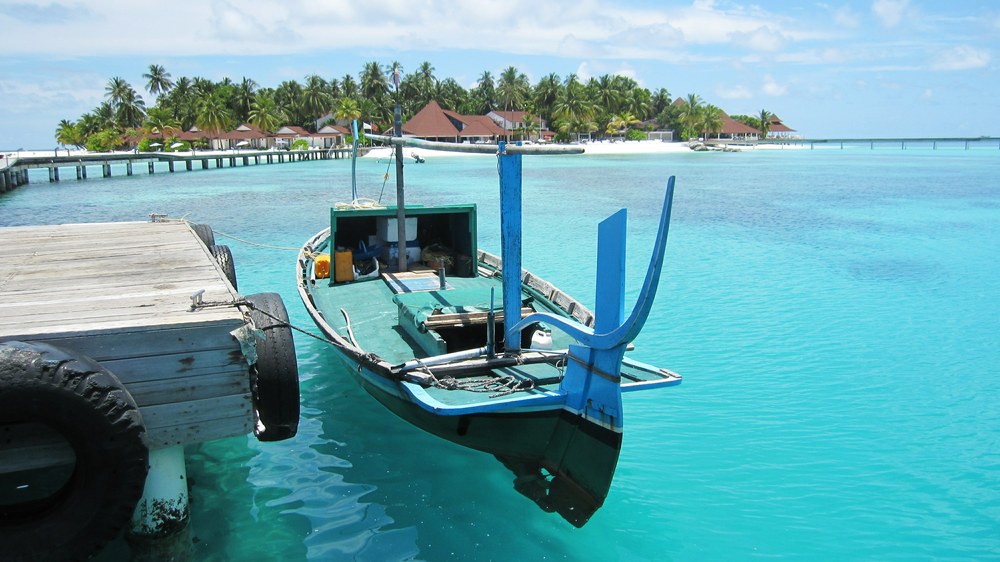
355;367;620;527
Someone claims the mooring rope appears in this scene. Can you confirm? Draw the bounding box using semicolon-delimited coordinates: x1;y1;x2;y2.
212;229;300;251
193;297;540;398
191;297;340;346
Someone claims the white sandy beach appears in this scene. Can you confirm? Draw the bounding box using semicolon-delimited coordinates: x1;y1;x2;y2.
2;140;804;164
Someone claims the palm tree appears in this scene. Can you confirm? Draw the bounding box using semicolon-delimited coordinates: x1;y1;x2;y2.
116;87;146;129
274;80;304;125
758;109;774;139
195;92;232;141
301;75;330;122
702;105;723;140
55;119;83;147
533;73;562;125
435;78;468;111
607;112;641;138
144;107;180;138
472;70;496;114
593;75;622;116
143;64;173;97
678;93;704;139
334;98;362;123
626;88;653;122
341;74;359;100
235;77;258;124
417;61;436;90
105;77;131;109
552;77;597;141
651;88;672;116
360;61;389;102
248;93;284;133
497;66;529;112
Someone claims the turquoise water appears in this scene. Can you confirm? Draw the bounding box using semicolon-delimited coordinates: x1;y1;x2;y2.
3;147;1000;560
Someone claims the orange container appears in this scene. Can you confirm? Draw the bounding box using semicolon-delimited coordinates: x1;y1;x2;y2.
334;249;354;282
314;254;331;279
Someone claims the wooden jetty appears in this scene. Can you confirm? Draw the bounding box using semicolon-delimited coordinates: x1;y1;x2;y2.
0;146;363;192
0;220;300;558
753;136;1000;150
0;221;252;446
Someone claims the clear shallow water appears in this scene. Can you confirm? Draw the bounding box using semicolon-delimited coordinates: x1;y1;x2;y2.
3;147;999;560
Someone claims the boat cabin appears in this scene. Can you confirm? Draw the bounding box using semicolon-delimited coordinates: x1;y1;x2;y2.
315;204;546;360
327;204;478;282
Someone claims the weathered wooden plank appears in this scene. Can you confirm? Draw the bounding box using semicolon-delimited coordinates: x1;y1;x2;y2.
12;323;247;363
0;251;218;281
0;289;240;330
146;414;253;449
0;239;195;261
0;269;226;300
126;370;249;407
141;394;252;436
96;348;248;384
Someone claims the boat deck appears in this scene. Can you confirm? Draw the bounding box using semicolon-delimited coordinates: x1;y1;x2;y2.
310;268;575;363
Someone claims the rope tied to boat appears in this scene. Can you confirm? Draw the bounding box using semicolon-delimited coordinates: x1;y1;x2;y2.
192;297;341;347
417;366;536;398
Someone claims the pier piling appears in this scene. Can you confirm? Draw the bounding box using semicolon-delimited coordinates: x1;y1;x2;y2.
130;445;189;537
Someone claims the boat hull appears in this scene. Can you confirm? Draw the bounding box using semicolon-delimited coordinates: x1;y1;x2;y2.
325;342;620;527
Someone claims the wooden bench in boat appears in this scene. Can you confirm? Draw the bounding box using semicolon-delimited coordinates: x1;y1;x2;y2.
421;307;534;329
392;287;536;356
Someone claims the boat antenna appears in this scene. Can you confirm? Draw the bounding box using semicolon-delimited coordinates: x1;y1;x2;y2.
350;119;359;201
392;67;407;273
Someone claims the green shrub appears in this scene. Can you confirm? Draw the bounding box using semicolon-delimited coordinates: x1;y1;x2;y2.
291;139;309;151
86;130;123;152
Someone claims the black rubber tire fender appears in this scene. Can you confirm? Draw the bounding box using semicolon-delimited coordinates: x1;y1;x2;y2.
210;244;238;290
0;340;149;562
190;222;215;248
243;293;300;441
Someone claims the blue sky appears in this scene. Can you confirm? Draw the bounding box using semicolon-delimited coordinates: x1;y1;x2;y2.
1;0;997;149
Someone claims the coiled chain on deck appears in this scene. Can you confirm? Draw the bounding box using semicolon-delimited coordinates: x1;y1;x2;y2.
415;367;536;398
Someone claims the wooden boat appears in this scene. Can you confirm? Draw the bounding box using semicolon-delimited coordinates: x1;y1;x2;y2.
296;133;681;527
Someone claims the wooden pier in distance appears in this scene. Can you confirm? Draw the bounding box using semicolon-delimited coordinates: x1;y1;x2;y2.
0;146;364;193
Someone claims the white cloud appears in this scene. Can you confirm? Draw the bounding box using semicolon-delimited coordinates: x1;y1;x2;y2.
761;75;788;96
0;0;818;64
930;46;991;71
731;26;785;52
777;48;851;65
872;0;909;28
717;85;753;99
834;6;861;28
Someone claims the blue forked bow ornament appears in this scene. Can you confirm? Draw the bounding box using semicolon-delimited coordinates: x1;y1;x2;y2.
510;176;676;431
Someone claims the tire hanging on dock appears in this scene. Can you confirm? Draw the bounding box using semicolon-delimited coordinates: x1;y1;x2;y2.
210;244;238;290
190;222;215;247
243;293;300;441
0;340;149;561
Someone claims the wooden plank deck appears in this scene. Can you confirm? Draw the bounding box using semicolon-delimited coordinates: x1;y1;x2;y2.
0;220;253;449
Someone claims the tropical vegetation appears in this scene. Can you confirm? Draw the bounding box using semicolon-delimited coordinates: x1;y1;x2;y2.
54;61;780;149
